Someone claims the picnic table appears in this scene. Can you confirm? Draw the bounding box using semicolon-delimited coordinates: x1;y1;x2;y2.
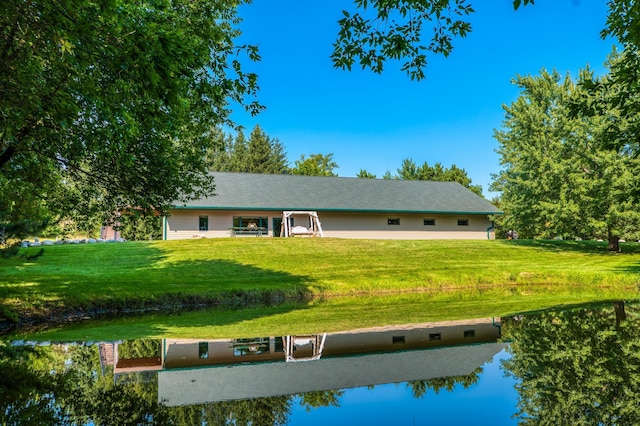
228;226;266;237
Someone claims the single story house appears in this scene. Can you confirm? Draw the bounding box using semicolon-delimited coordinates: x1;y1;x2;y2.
162;172;502;240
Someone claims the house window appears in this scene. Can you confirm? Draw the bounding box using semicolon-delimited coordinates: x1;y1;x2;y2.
233;337;270;356
198;342;209;359
424;219;436;226
457;219;469;226
199;216;208;231
392;336;405;344
233;216;269;230
464;329;476;338
429;333;441;341
388;218;400;225
274;336;285;353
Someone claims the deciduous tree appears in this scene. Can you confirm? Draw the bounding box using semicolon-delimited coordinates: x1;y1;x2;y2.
334;0;636;80
491;58;640;251
0;0;260;241
502;303;640;424
291;153;339;176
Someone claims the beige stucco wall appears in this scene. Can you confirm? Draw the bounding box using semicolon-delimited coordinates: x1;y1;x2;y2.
161;318;501;368
164;210;495;240
164;210;277;239
318;212;493;239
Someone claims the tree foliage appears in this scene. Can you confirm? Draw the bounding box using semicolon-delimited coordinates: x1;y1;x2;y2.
0;341;349;425
291;153;339;176
407;367;481;398
491;54;640;250
395;158;483;195
333;0;640;80
502;302;640;424
4;0;639;244
356;169;377;178
0;0;261;242
332;0;475;80
208;125;289;174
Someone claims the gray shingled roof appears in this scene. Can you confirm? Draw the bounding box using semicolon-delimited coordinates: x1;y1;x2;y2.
175;172;501;214
158;343;508;405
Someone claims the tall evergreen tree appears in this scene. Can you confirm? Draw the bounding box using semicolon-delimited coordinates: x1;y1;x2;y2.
246;125;289;174
395;159;482;195
208;125;289;174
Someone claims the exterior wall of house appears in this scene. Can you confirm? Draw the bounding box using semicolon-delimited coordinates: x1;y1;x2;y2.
318;212;493;240
162;318;500;368
164;210;495;240
164;209;278;240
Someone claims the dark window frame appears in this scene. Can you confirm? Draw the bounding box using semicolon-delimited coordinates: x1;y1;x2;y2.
392;336;406;344
457;219;469;226
463;329;476;338
233;216;269;230
424;219;436;226
387;218;400;225
199;216;209;231
198;342;209;359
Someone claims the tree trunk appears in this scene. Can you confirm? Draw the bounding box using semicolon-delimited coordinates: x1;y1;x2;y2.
608;233;620;252
614;301;627;328
0;143;16;169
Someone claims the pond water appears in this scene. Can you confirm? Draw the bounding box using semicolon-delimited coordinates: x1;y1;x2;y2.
1;301;636;425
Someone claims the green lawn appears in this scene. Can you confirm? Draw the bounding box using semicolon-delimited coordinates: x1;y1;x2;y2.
2;238;640;331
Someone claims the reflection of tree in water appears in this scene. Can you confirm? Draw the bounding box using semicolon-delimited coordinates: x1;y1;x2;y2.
502;302;640;424
0;341;340;425
117;339;161;359
2;336;492;425
166;397;292;426
407;368;482;398
0;342;73;425
299;390;344;412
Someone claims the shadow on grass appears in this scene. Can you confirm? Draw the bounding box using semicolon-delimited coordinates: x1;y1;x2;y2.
495;238;640;254
615;262;640;275
0;243;319;335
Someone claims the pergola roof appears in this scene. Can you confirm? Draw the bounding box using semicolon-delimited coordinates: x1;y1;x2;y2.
174;172;501;215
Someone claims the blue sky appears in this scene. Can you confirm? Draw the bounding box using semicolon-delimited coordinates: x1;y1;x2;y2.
232;1;615;197
288;349;518;425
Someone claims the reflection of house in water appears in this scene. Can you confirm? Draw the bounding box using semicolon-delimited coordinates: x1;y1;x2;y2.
98;341;162;383
100;318;506;406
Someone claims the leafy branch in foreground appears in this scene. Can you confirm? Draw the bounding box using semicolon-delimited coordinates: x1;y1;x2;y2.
0;0;262;241
332;0;640;80
332;0;474;81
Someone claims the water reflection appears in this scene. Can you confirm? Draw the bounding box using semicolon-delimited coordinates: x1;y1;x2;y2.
1;317;509;424
501;301;640;424
2;302;637;425
153;318;503;405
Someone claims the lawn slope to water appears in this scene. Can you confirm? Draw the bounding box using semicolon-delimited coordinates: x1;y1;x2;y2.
2;238;640;331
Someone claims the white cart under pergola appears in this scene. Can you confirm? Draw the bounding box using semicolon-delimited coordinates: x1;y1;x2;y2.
281;211;324;237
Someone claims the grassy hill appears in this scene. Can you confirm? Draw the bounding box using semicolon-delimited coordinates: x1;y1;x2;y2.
2;238;640;334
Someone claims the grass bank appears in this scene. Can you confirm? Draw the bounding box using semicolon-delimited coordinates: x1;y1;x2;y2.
2;238;640;333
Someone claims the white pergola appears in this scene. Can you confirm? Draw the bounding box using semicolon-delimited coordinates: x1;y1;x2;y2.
281;211;324;237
